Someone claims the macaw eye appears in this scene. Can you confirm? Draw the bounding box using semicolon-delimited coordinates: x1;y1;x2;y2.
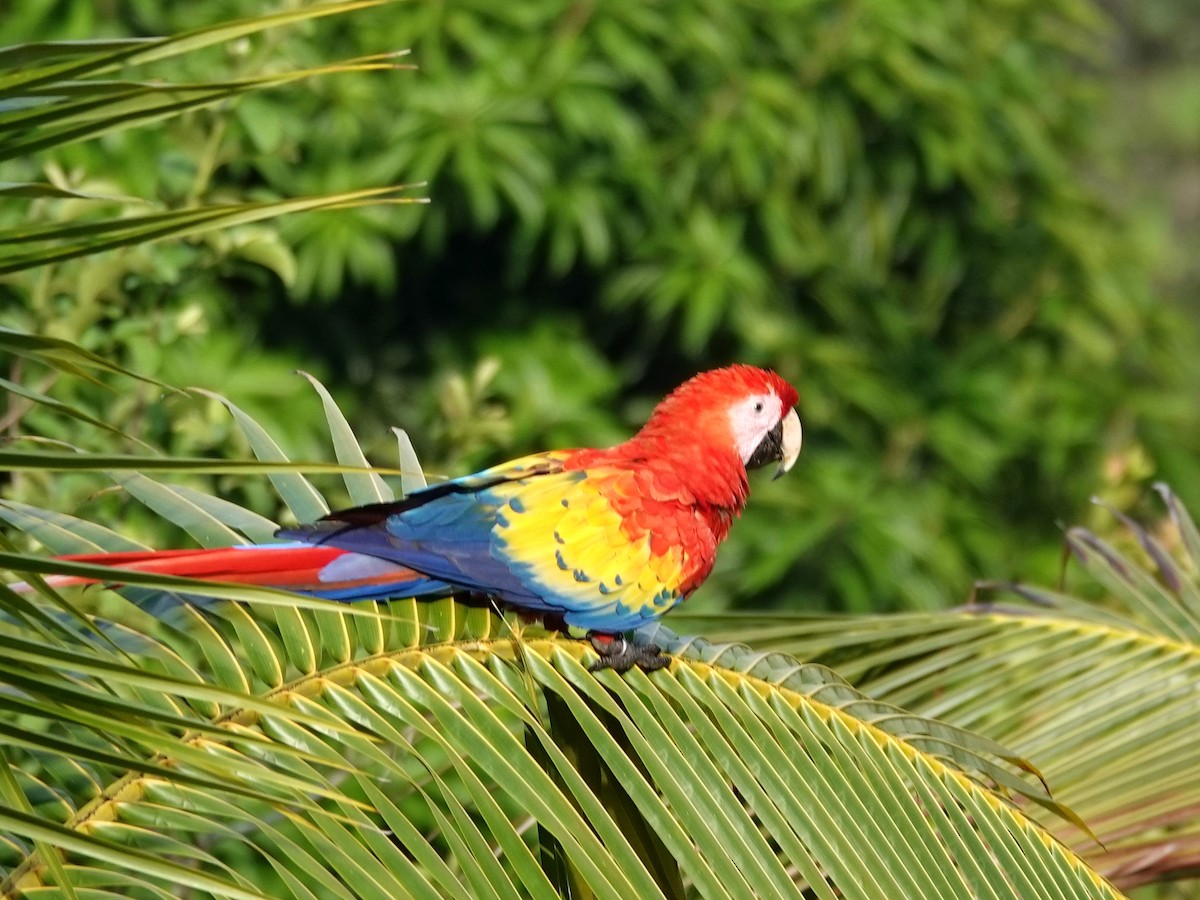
754;401;764;413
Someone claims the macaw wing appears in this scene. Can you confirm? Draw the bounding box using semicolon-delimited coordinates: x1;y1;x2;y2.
279;452;685;631
484;466;686;631
276;452;572;606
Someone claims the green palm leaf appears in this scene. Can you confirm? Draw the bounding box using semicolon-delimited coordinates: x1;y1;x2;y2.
0;344;1121;898
0;596;1120;899
678;489;1200;892
0;0;421;275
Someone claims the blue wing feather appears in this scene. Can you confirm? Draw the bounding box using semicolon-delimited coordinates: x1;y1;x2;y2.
276;453;678;631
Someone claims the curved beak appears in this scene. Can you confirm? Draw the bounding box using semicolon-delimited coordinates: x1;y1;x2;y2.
773;408;802;480
746;408;803;478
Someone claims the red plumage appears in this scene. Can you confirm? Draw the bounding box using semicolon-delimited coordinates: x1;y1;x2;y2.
50;546;345;589
562;364;799;595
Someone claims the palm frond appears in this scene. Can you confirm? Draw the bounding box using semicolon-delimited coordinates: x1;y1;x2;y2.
0;0;422;275
0;596;1121;899
678;488;1200;891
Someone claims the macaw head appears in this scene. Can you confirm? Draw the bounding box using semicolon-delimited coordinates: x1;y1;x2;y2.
637;365;802;481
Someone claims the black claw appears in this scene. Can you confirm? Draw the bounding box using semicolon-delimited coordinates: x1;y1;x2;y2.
587;633;671;673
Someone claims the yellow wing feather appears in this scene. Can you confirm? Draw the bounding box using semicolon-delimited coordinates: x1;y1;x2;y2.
489;469;683;627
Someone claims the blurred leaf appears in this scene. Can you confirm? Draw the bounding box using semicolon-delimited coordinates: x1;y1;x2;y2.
0;181;136;201
0;186;425;276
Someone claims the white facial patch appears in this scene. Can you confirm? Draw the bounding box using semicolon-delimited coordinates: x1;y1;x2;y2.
727;393;783;464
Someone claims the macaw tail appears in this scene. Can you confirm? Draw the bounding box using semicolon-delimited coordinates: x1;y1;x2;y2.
27;543;449;603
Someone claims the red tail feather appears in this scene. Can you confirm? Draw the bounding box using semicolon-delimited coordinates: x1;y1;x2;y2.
54;546;346;590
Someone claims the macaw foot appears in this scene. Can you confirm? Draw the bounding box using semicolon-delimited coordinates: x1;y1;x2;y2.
587;633;671;673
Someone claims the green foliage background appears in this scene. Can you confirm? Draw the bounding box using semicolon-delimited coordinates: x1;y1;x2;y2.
3;0;1199;619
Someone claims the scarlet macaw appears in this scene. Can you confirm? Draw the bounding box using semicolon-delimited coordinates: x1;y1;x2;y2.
41;365;801;670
